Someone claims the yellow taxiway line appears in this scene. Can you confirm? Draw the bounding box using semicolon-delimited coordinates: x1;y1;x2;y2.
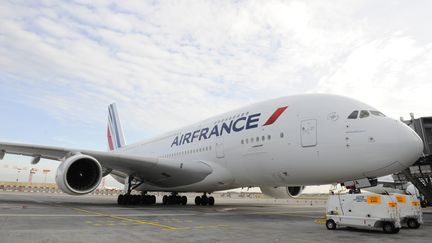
72;207;228;231
72;207;178;231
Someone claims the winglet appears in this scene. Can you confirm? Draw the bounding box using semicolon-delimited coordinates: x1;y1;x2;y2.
107;103;126;151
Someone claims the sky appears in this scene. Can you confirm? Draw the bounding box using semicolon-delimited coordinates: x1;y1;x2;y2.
0;0;431;193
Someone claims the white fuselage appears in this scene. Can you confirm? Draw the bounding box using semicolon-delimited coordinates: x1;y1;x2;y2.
111;94;423;193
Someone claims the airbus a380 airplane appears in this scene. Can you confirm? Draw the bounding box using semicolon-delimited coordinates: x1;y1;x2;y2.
0;94;424;206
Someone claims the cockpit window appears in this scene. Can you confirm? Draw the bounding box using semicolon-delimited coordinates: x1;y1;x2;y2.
370;110;386;117
348;110;358;119
359;110;369;118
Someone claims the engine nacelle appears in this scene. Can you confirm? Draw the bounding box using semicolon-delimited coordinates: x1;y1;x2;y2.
260;186;305;199
56;154;102;195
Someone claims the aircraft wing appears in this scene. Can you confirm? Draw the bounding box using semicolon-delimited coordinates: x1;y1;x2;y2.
0;142;213;187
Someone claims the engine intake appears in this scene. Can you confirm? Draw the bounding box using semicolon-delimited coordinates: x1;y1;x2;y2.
287;186;304;197
56;154;102;195
260;186;305;198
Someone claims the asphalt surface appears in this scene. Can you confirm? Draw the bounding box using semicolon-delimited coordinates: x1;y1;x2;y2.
0;192;430;243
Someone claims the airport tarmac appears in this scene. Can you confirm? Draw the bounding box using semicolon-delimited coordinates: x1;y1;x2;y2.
0;192;430;243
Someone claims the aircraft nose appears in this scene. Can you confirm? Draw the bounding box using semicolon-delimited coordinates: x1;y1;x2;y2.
397;122;423;166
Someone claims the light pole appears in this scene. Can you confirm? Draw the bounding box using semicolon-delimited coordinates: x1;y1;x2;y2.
28;168;37;185
42;169;51;185
13;166;27;183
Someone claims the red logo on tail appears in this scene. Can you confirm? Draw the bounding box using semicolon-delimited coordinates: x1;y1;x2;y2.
107;127;114;151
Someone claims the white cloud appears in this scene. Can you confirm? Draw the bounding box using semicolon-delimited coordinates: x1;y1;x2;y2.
0;0;431;142
314;35;432;118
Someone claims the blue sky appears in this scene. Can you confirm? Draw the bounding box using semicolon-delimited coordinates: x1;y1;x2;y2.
1;0;431;191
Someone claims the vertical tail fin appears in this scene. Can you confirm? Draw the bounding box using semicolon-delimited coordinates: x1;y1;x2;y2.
107;103;126;151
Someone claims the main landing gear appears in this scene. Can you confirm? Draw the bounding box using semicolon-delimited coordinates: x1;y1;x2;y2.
195;193;215;206
117;176;156;206
162;193;187;205
116;176;216;206
117;193;156;206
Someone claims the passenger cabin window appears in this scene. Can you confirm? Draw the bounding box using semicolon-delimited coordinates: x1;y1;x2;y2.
348;110;359;119
359;110;369;118
370;110;386;117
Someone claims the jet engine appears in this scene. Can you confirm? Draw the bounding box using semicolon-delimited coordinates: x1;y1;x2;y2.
56;154;103;195
260;186;305;199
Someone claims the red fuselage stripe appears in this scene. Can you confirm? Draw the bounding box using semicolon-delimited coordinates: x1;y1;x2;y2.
263;106;288;126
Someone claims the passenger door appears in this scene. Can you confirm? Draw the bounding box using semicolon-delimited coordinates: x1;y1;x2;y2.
301;119;317;147
216;137;225;158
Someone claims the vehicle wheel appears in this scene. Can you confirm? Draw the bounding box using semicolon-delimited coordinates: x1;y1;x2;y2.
181;196;187;205
383;222;397;234
195;196;201;205
162;195;168;205
326;219;336;230
208;196;215;206
151;195;156;204
407;218;420;229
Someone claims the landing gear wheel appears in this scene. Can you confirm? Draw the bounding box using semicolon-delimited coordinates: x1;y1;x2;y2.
125;194;132;205
123;194;128;205
201;196;208;206
407;218;420;229
133;195;140;205
208;196;215;206
175;196;181;204
143;195;151;205
326;219;336;230
195;196;201;205
383;222;398;234
181;196;187;205
117;194;125;205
